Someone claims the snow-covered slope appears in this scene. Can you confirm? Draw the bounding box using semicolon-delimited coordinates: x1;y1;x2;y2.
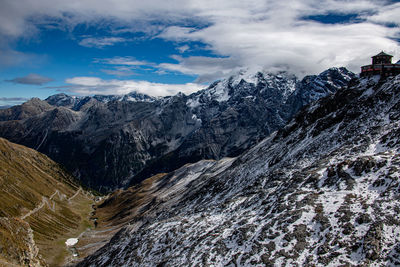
78;74;400;266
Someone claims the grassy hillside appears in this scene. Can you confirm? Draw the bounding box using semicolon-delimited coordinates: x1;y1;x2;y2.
0;138;96;266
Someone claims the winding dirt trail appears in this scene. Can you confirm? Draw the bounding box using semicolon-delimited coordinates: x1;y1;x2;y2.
68;187;82;201
19;188;83;220
20;190;59;220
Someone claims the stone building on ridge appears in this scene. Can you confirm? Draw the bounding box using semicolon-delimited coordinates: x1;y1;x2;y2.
360;51;400;78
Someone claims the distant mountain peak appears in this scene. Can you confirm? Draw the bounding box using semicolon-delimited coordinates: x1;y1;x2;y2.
45;91;156;111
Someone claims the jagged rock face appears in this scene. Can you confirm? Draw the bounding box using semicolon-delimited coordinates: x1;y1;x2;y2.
0;218;45;267
0;68;355;191
78;75;400;266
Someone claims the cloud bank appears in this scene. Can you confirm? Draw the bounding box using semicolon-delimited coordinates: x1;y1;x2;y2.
1;0;400;94
63;76;203;96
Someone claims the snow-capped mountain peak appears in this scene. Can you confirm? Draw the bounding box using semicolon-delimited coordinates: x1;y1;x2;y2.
229;68;260;87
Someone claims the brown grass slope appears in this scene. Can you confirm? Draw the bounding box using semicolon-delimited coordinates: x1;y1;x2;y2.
0;138;95;267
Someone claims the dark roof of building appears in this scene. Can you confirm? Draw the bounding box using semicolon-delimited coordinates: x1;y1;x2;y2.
372;51;393;58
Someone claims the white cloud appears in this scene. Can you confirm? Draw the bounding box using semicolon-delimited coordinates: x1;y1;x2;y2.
177;45;190;53
0;0;193;38
159;55;242;82
0;0;399;79
64;76;204;96
94;55;241;82
100;68;137;77
159;26;197;41
367;2;400;26
95;56;155;77
157;2;400;77
94;56;152;66
78;37;127;48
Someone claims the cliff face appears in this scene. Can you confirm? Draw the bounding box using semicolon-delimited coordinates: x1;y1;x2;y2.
0;138;95;267
78;75;400;266
0;68;355;191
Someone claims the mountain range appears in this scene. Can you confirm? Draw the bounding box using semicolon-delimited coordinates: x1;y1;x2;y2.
0;67;355;192
76;74;400;266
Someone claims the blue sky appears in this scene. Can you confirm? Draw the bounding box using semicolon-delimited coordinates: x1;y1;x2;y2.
1;0;399;106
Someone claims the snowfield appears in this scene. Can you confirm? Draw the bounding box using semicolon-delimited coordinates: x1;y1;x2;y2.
66;238;79;247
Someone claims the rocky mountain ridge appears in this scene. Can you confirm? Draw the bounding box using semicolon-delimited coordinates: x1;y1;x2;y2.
77;74;400;266
0;68;355;191
45;91;156;111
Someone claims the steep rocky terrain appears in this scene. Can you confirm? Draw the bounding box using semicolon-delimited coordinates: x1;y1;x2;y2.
0;218;44;267
77;74;400;266
0;138;95;267
0;68;355;192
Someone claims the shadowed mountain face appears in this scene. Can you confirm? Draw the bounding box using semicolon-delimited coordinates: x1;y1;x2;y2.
0;68;355;192
78;75;400;266
0;138;94;267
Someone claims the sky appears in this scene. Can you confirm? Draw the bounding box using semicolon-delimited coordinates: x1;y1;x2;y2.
0;0;400;106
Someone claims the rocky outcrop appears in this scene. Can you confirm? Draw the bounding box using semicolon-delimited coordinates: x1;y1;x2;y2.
0;218;45;267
